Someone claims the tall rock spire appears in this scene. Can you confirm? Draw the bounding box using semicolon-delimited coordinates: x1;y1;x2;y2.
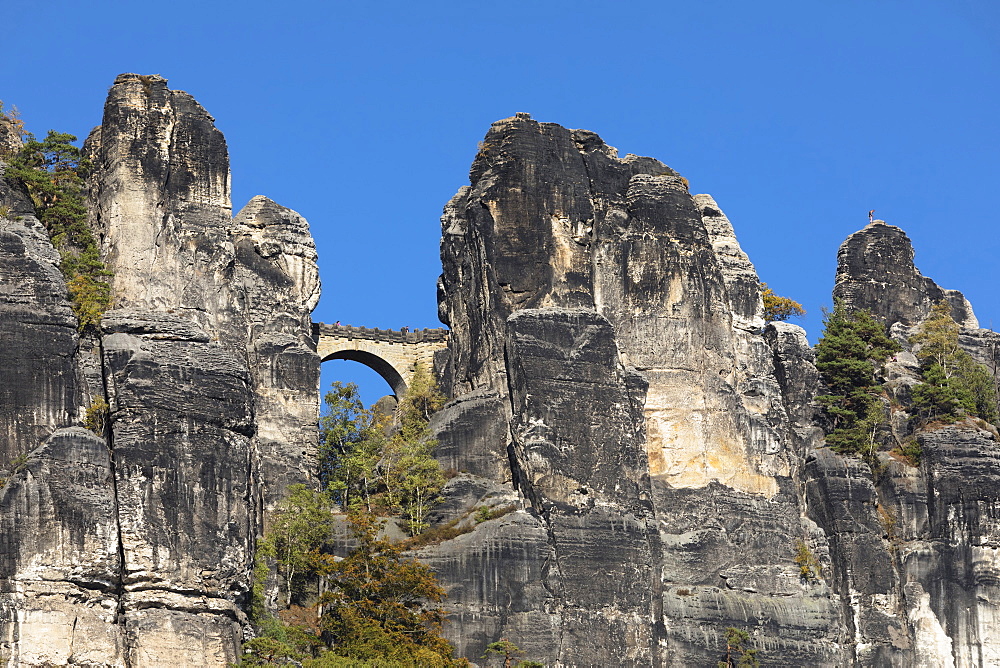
833;220;977;328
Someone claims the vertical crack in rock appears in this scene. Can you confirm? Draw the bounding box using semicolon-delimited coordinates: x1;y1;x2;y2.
432;115;845;665
8;85;1000;667
1;73;321;666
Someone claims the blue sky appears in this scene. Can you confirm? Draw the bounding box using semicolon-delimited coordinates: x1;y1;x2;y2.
5;1;999;405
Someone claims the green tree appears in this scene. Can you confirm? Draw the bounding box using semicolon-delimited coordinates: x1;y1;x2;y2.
814;301;900;457
761;283;806;322
319;382;387;512
315;512;464;667
387;364;446;534
482;639;542;668
6;130;111;329
718;627;760;668
319;366;447;535
258;484;336;607
910;301;999;423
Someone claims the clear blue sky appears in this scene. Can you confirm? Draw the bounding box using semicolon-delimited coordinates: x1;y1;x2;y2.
5;1;999;405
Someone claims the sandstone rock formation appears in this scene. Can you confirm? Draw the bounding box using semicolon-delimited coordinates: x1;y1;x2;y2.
834;220;977;329
825;222;1000;667
4;80;1000;667
430;114;845;665
427;114;1000;667
1;75;320;666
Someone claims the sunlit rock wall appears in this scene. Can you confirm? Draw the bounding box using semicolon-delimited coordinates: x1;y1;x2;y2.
0;75;321;666
431;114;846;666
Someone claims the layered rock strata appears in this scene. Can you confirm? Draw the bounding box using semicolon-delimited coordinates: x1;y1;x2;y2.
0;75;320;666
834;220;977;329
430;114;846;666
5;81;1000;668
429;116;1000;667
825;222;1000;668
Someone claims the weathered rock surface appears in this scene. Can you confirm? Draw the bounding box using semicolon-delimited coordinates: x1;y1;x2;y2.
431;115;1000;667
816;218;1000;666
0;428;124;667
834;221;977;328
0;161;79;463
87;74;235;338
7;81;1000;668
232;195;321;509
432;115;845;666
2;75;320;665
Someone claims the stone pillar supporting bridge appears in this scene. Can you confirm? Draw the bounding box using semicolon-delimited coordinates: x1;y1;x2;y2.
313;322;449;396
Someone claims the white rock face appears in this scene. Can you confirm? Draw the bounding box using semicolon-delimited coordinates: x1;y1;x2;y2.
906;584;955;668
89;74;235;339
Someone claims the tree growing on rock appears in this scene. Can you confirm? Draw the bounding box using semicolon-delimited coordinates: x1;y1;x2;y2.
814;301;900;458
257;484;337;608
6;130;111;329
313;512;464;666
319;365;446;535
761;283;805;322
718;627;760;667
910;301;999;424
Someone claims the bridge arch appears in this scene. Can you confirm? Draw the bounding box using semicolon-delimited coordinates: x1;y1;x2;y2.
314;323;449;398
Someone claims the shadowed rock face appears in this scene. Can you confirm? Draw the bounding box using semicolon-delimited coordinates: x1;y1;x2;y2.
432;115;846;666
5;83;1000;667
431;115;1000;667
832;222;1000;667
0;141;79;463
834;221;977;328
1;75;320;666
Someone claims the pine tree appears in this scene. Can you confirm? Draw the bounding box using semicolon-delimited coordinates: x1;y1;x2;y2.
314;512;464;666
6;130;111;329
814;301;900;456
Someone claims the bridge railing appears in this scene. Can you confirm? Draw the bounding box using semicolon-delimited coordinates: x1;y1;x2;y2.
313;322;449;345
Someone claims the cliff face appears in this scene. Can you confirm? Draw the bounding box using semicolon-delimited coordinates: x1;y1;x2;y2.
0;75;320;666
431;115;844;665
4;81;1000;668
429;115;1000;667
826;222;1000;667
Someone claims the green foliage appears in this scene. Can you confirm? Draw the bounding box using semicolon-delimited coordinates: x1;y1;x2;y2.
258;484;336;607
319;382;385;512
894;439;923;467
6;130;112;330
244;370;460;666
761;283;806;322
319;366;447;535
482;639;542;667
910;302;999;424
237;635;306;665
718;627;760;668
815;301;900;457
793;539;821;580
9;453;28;473
475;504;518;524
314;512;465;667
0;453;29;489
83;396;109;435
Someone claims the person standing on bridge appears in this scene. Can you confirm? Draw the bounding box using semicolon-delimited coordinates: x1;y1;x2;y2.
335;321;341;326
401;326;409;334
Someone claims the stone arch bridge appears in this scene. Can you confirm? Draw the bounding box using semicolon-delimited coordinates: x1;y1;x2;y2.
313;322;449;396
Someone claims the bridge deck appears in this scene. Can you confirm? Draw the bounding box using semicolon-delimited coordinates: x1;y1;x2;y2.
312;322;449;345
